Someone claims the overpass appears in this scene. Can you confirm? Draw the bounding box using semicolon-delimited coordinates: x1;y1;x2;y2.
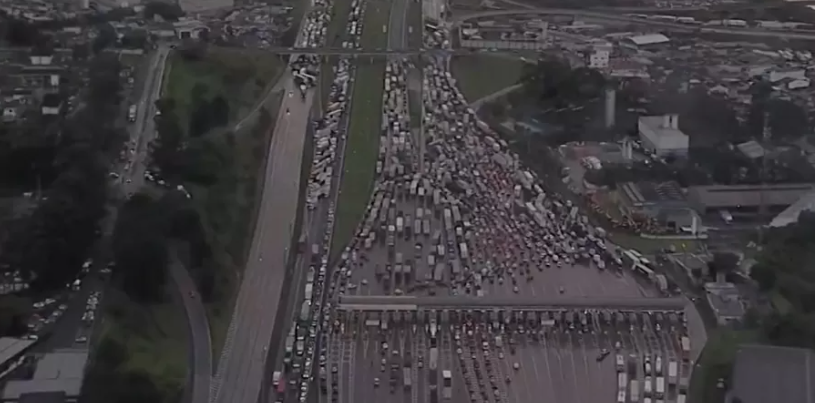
337;295;687;311
269;47;533;56
453;8;815;40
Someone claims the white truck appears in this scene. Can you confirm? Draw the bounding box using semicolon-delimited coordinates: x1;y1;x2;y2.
656;376;665;398
668;360;678;385
644;376;653;396
128;105;137;122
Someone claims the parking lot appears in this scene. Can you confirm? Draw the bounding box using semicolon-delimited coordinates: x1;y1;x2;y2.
320;308;692;403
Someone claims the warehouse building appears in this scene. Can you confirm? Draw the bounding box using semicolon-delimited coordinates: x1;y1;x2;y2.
623;33;670;48
687;183;813;214
637;114;689;158
2;350;88;403
0;338;36;379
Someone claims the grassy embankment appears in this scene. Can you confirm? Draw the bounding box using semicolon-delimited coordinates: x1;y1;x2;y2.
329;0;390;260
163;48;284;360
98;48;284;376
449;55;526;103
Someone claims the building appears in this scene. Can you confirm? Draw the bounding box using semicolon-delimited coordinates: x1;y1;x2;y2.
587;41;612;69
0;338;36;379
703;281;744;326
637;114;689;157
687;183;813;214
616;181;697;229
726;345;814;403
623;33;669;48
2;350;89;403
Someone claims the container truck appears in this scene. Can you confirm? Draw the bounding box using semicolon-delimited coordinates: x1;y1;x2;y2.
629;380;639;403
403;367;412;390
656;376;665;398
617;373;628;390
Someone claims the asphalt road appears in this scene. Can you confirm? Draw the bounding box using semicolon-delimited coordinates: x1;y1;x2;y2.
388;0;409;49
169;247;213;403
211;80;313;403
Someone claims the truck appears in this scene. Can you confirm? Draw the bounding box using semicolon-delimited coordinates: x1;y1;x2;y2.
615;354;625;371
627;356;637;376
403;367;412;390
668;360;678;385
680;336;691;361
128;105;137;122
617;372;628;390
656;376;665;398
429;347;438;370
629;380;639;403
616;391;626;403
644;377;653;396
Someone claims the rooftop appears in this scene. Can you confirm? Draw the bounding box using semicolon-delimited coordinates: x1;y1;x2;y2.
638;115;689;151
0;337;35;367
688;183;813;209
337;295;687;311
619;181;686;207
730;345;814;403
2;350;88;401
627;33;669;46
737;140;766;159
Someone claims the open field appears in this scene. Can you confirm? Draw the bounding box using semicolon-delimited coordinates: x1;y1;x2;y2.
450;55;526;102
163;48;284;133
161;49;286;359
329;2;390;260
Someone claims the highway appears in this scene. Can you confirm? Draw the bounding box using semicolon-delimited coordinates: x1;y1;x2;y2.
337;295;688;310
210;79;312;403
387;0;409;49
452;9;815;39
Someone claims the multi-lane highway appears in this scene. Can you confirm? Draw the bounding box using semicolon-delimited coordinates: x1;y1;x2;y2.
210;79;313;403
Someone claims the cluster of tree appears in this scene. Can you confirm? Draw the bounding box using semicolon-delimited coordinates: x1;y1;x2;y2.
79;336;165;403
0;54;124;295
749;211;814;348
519;57;607;110
111;194;170;303
746;82;812;141
189;83;230;137
143;1;184;21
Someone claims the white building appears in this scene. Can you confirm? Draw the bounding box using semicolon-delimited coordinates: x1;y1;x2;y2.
587;41;612;69
637;114;689;157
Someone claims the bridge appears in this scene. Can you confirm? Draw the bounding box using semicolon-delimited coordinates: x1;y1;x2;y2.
272;47;539;56
337;295;687;311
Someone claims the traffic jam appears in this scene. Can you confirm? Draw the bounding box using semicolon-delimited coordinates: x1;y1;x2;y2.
273;0;367;401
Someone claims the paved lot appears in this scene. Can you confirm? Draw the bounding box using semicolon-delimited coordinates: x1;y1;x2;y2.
324;310;691;403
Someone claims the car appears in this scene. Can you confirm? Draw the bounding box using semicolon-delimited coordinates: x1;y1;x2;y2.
75;336;88;343
289;91;293;97
189;291;195;298
286;108;290;115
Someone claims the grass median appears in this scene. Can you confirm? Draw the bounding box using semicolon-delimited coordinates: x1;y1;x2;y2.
329;0;390;260
450;55;526;103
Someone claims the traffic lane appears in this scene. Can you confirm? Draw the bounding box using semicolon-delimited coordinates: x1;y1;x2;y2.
168;253;212;403
215;86;311;403
479;264;657;299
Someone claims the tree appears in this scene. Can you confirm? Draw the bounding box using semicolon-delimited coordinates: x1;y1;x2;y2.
92;23;117;54
143;1;184;21
709;251;740;276
111;193;169;303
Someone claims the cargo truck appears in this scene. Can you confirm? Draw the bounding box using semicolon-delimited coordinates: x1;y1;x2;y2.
644;377;653;396
617;373;628;390
442;370;452;399
668;361;678;385
403;367;412;390
629;380;639;403
656;376;665;398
